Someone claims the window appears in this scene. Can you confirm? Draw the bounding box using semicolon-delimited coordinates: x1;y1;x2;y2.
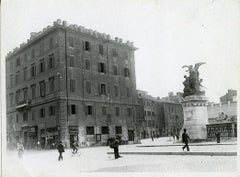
31;84;36;99
32;111;35;121
39;81;46;97
101;126;109;134
102;106;107;115
127;108;132;116
15;72;20;85
114;85;119;97
144;110;146;116
16;114;19;123
115;107;120;116
23;112;28;122
124;68;130;77
23;88;28;101
24;53;27;63
15;90;20;103
49;77;55;93
9;93;14;106
124;51;128;60
10;62;13;71
31;48;35;58
86;126;94;135
85;60;90;70
49;105;55;116
84;41;91;51
23;67;27;81
113;65;118;75
86;81;91;94
40;108;45;118
147;111;151;116
39;59;45;73
10;75;14;87
86;105;93;115
71;105;76;115
31;63;36;77
69;55;75;67
99;44;104;55
48;54;54;69
98;63;106;73
100;83;106;95
126;87;130;97
39;43;44;54
112;48;118;57
69;37;74;47
49;37;54;49
115;126;122;134
16;57;20;67
70;79;76;92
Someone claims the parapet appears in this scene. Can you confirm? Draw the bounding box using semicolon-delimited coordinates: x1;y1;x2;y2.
6;19;136;58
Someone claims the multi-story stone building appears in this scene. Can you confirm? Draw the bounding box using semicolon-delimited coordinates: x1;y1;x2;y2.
137;90;159;138
137;90;184;138
6;19;138;148
156;101;184;136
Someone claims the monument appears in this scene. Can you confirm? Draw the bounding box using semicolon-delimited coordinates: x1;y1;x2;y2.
180;62;209;140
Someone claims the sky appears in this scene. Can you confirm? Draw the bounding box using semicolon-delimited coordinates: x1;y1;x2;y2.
1;0;240;102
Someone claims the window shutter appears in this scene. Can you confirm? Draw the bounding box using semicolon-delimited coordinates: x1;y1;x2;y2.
84;105;87;115
68;105;71;115
98;63;101;72
82;41;85;50
98;83;101;95
89;42;91;51
75;105;77;114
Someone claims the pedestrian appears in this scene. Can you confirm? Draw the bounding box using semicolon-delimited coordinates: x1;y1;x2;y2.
37;141;40;150
176;134;179;141
215;131;221;143
72;141;78;154
110;136;121;159
151;134;154;141
57;141;65;161
17;142;24;159
182;128;191;151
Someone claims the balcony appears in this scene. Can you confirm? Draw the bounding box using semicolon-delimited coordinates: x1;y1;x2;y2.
16;99;31;111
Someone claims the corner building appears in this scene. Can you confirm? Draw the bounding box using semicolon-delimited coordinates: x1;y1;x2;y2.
6;19;138;148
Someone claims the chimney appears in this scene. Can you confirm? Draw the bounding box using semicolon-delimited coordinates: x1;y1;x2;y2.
57;19;62;24
62;21;67;26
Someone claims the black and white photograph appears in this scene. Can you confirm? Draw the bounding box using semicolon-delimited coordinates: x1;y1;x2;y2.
1;0;239;177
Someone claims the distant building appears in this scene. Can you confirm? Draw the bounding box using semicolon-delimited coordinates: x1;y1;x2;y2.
6;19;138;148
206;90;237;139
220;89;237;104
137;90;184;138
160;92;183;103
137;90;159;138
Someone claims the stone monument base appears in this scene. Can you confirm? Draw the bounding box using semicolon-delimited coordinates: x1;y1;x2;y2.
180;95;209;140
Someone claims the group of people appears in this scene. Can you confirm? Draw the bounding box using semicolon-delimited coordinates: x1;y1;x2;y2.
16;129;221;161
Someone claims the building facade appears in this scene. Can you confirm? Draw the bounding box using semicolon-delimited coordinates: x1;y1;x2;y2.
206;90;237;139
137;90;184;138
6;19;138;148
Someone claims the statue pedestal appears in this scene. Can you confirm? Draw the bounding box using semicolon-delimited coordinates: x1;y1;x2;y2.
180;95;209;140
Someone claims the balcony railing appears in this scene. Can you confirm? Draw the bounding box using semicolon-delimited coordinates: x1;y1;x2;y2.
16;99;31;111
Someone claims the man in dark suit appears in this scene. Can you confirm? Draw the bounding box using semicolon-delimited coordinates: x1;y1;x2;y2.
182;129;191;151
57;141;65;161
113;136;121;159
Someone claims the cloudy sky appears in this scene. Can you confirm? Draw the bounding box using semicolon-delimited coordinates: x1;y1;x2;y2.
1;0;239;102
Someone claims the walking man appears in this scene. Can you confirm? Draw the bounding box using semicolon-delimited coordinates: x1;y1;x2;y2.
17;142;24;159
57;141;65;161
182;129;191;151
72;141;78;154
113;136;121;159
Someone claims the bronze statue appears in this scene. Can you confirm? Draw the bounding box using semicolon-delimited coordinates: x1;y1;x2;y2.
182;62;206;97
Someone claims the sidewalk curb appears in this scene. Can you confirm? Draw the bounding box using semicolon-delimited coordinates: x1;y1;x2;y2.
137;143;237;147
107;152;237;156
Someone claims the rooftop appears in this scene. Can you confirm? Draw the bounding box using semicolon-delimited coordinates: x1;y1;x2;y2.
6;19;137;59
